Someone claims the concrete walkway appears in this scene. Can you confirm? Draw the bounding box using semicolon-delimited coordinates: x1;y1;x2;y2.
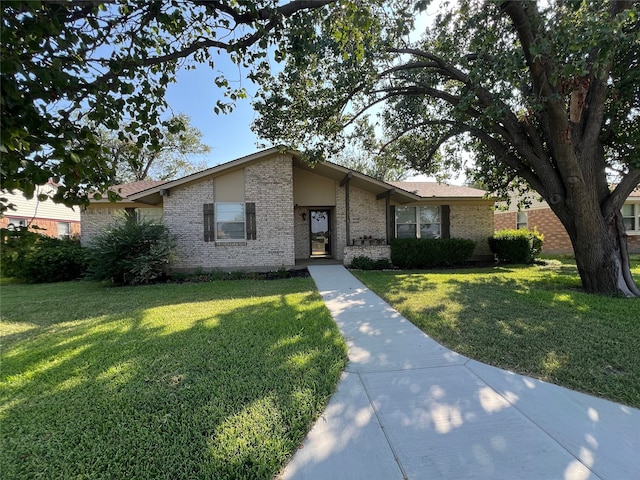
278;265;640;480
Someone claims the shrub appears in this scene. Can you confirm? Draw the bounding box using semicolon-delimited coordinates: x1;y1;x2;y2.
85;216;177;285
488;228;544;264
350;256;392;270
390;238;476;269
1;227;86;283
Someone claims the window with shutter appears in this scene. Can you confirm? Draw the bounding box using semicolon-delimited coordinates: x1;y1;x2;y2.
205;202;256;242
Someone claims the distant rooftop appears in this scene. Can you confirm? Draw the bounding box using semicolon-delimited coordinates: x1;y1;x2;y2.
390;181;487;198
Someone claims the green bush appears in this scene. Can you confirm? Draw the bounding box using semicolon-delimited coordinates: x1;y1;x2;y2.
85;217;177;285
350;256;392;270
488;228;544;264
1;227;86;283
390;238;476;269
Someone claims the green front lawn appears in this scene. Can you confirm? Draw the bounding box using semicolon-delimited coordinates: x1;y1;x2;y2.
353;258;640;408
0;279;347;480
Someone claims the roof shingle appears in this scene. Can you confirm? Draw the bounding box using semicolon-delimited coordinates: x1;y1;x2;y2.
390;181;487;198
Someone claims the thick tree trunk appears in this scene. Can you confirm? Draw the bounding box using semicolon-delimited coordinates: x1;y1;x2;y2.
559;206;640;297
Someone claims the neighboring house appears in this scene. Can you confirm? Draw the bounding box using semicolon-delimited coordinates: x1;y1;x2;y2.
494;189;640;254
0;182;81;239
81;147;494;271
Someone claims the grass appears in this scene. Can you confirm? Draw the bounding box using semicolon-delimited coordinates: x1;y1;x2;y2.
0;278;347;480
352;256;640;408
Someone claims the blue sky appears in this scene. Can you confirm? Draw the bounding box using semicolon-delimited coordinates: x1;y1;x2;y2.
163;60;461;183
161;7;435;169
160;6;460;183
164;57;265;167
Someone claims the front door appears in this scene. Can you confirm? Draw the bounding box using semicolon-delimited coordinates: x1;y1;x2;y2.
310;210;331;257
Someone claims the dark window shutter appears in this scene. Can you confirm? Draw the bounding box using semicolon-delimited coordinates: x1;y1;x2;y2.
441;205;450;239
388;205;396;242
246;202;256;240
203;203;215;242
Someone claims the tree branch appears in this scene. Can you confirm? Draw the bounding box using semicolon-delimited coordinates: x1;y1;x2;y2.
603;168;640;216
378;119;460;153
499;2;566;122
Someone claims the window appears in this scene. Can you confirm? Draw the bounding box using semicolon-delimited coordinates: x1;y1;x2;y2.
396;206;441;239
622;204;639;233
419;206;441;239
215;203;245;240
204;202;256;242
516;211;528;229
6;218;27;230
396;206;417;238
57;222;70;239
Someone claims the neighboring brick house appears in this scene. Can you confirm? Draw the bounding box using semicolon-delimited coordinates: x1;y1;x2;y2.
81;147;495;271
494;190;640;254
1;182;81;238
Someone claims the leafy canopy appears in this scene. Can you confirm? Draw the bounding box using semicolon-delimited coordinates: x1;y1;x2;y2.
0;0;335;211
253;0;640;203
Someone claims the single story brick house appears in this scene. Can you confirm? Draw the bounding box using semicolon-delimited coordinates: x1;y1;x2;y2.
494;189;640;254
81;147;494;271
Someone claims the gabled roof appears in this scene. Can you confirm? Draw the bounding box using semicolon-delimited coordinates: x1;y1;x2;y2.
124;146;424;205
98;146;490;206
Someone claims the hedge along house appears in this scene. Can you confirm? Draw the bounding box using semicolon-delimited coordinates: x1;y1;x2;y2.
81;147;494;271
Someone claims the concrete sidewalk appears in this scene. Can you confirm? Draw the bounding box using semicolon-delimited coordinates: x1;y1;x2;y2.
278;265;640;480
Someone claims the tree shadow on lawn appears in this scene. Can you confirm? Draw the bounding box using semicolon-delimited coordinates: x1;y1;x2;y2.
359;271;639;408
0;281;347;480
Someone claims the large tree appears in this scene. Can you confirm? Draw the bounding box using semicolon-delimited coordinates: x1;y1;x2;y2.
253;0;640;297
0;0;335;210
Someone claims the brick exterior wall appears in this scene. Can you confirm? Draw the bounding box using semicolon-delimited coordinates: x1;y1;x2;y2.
164;154;295;271
343;245;391;265
0;216;80;239
494;208;640;254
494;209;572;253
450;203;494;258
493;211;516;232
80;155;498;271
348;187;387;242
80;208;124;246
293;206;311;260
293;183;387;262
334;183;346;261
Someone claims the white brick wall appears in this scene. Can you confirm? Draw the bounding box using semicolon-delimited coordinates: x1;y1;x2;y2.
80;208;124;246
